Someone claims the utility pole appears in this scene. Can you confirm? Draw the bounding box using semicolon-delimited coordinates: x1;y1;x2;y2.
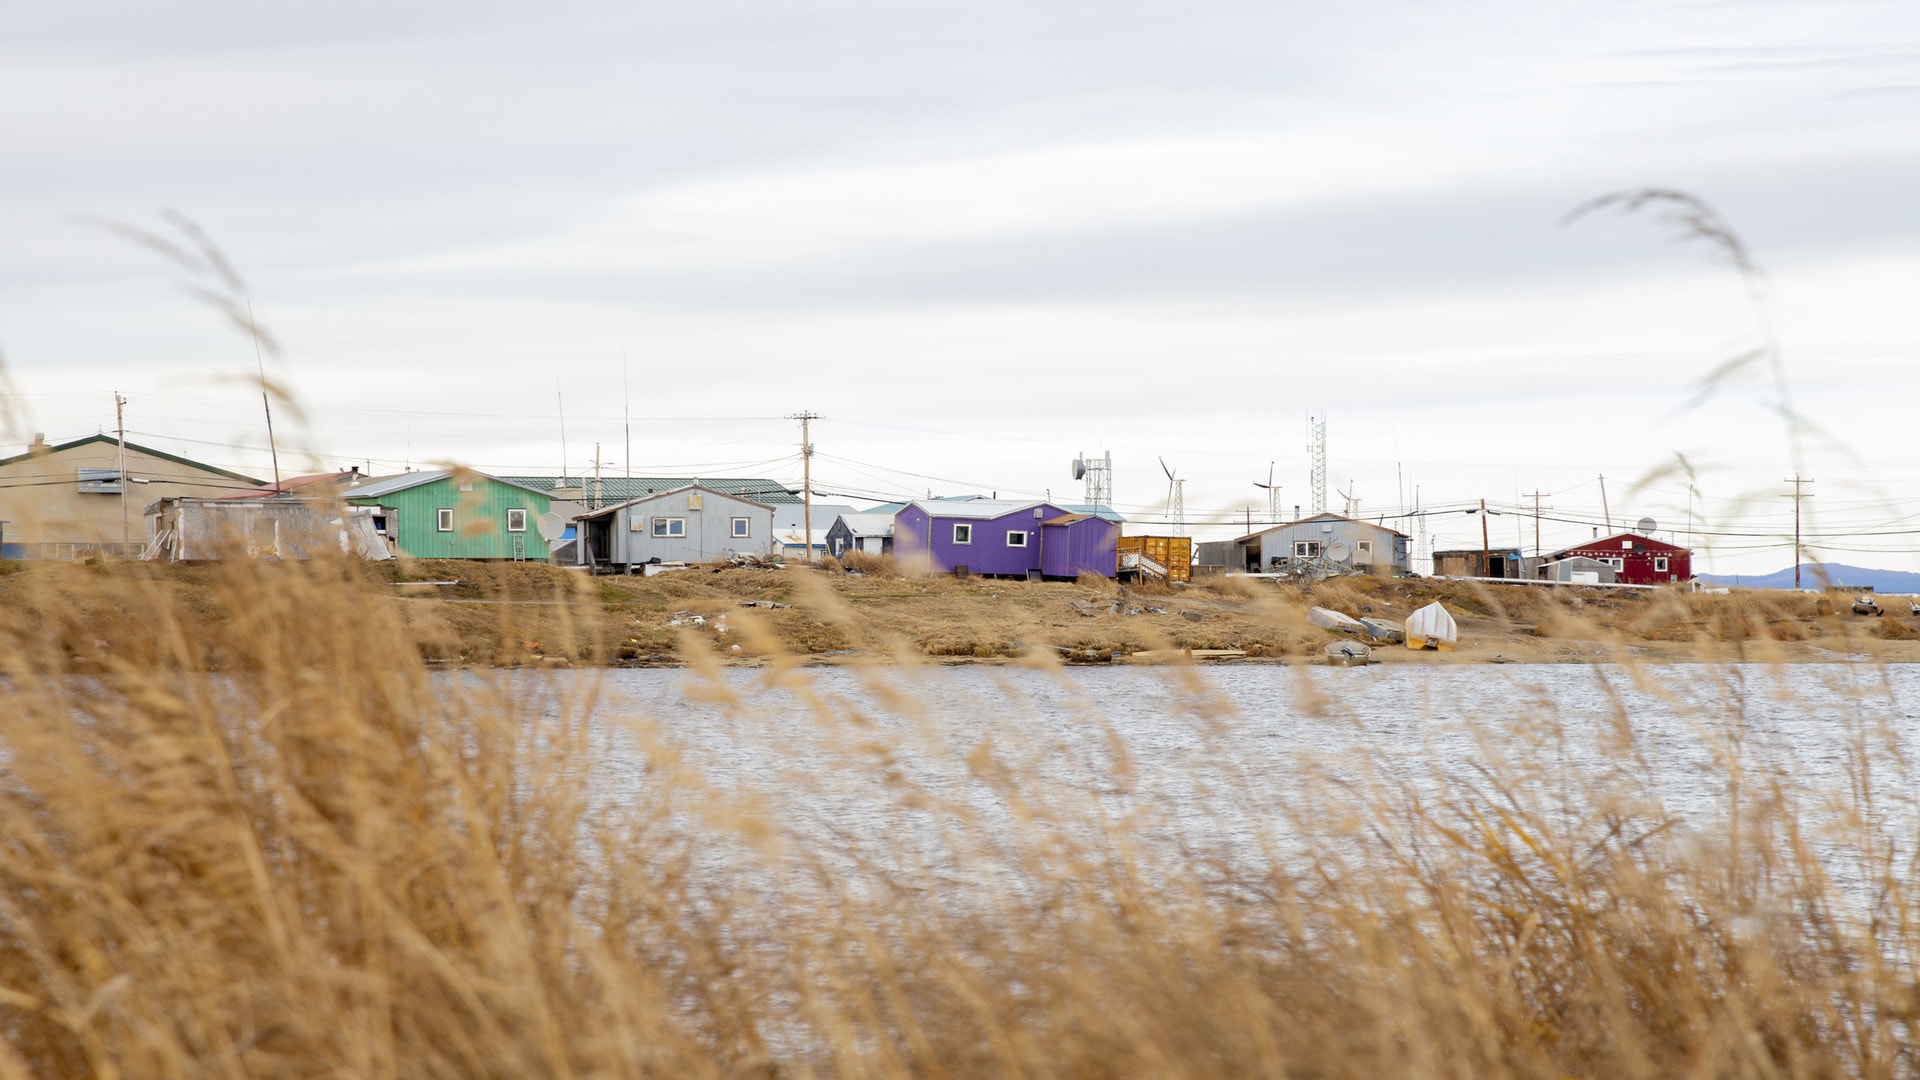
1785;475;1813;588
1525;490;1550;557
1598;474;1611;533
593;443;604;511
1480;498;1491;579
115;392;129;555
793;412;819;562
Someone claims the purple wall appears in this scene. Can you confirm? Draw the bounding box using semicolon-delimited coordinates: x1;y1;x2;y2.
1041;517;1118;578
893;503;1068;576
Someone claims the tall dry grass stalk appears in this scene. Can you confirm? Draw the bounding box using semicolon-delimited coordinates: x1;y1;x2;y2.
0;550;1916;1076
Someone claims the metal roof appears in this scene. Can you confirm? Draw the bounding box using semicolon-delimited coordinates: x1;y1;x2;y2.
503;476;801;504
573;483;777;519
904;498;1053;520
834;513;895;536
0;433;262;485
1233;512;1409;543
345;469;553;501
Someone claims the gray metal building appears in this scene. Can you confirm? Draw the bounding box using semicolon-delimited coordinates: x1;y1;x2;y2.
1232;513;1411;575
575;484;776;570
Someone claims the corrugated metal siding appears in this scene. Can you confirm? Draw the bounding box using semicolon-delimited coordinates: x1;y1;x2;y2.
1117;536;1190;581
1247;518;1409;573
1042;518;1118;578
913;504;1063;575
352;476;550;560
587;489;775;566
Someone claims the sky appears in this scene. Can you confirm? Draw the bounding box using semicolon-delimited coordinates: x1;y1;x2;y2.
2;1;1917;572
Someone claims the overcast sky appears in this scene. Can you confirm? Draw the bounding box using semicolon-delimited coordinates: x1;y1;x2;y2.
3;1;1917;571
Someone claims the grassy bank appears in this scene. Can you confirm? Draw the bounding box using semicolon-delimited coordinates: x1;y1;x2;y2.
0;552;1915;1075
1;556;1913;669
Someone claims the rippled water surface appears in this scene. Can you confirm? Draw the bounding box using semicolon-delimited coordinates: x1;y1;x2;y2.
583;663;1920;865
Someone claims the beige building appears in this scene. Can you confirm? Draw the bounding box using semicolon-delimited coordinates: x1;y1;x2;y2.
0;434;261;559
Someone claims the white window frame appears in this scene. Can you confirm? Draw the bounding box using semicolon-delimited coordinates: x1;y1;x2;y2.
653;516;686;538
1006;530;1028;548
731;516;751;539
1621;540;1633;550
952;523;973;545
436;507;454;532
506;508;528;532
1653;556;1669;572
1294;540;1321;559
1606;557;1625;570
1356;539;1373;561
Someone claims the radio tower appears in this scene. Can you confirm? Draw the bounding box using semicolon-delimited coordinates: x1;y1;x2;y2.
1083;451;1112;508
1307;413;1328;515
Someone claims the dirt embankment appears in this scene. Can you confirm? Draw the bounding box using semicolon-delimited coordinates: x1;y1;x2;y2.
3;556;1916;668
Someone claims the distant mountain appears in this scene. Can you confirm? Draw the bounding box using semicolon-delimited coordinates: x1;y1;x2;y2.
1697;563;1920;593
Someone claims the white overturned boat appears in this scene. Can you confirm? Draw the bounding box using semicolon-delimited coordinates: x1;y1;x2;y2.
1405;601;1457;651
1308;606;1367;634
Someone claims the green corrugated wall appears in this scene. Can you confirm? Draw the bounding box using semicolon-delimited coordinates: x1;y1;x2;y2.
352;476;551;560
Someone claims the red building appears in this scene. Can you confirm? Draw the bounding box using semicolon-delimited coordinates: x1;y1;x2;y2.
1548;532;1692;585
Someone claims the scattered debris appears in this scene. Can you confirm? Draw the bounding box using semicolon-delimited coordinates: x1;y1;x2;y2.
738;600;791;609
725;552;786;570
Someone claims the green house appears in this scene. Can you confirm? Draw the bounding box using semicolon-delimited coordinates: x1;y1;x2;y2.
347;470;552;560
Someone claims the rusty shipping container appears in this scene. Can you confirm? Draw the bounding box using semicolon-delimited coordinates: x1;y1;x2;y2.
1118;535;1192;583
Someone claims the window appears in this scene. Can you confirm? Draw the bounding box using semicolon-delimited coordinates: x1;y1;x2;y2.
1653;556;1669;572
953;523;973;545
653;517;686;538
1006;530;1028;548
1356;540;1373;561
1621;540;1633;550
76;467;122;494
731;516;751;538
1294;540;1321;559
507;508;528;532
436;508;454;532
1606;557;1625;570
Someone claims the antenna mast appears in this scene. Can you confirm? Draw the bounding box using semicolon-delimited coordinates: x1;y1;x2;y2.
246;301;281;492
1308;413;1327;515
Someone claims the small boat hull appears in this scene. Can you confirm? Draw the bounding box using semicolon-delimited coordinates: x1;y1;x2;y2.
1324;641;1372;666
1309;606;1367;634
1360;616;1404;643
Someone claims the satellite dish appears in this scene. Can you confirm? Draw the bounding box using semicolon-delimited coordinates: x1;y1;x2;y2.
536;512;566;541
1635;516;1657;536
1327;540;1352;563
1071;457;1086;480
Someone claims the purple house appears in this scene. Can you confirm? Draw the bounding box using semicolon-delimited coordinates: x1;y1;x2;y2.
893;499;1118;579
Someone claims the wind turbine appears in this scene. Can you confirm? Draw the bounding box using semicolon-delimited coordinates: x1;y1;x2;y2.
1160;456;1185;537
1253;461;1281;524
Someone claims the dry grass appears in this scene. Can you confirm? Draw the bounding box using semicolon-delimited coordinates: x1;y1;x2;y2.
0;548;1914;1075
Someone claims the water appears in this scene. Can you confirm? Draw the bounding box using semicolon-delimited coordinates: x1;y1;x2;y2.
581;663;1920;887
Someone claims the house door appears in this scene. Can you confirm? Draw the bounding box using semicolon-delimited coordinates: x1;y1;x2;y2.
586;519;613;564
